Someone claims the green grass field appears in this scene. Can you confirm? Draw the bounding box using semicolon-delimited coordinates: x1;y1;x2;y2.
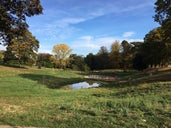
0;65;171;128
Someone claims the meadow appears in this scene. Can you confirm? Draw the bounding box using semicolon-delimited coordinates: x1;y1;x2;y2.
0;65;171;128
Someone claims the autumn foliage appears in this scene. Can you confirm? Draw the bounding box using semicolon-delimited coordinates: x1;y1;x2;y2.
52;44;72;69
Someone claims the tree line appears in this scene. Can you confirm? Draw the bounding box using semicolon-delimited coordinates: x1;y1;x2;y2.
0;0;170;71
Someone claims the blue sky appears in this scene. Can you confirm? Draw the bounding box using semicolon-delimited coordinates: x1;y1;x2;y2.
1;0;159;55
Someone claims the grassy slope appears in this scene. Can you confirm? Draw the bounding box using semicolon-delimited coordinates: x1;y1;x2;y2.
0;66;171;128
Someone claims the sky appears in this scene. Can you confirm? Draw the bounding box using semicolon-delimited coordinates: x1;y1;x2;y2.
0;0;159;56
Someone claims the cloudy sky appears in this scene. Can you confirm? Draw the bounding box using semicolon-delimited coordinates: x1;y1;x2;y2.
1;0;159;55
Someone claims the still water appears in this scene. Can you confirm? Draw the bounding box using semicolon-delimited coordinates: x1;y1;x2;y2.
63;81;100;90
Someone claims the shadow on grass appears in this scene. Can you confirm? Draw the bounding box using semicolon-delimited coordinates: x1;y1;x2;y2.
87;70;136;77
19;74;84;89
1;64;28;69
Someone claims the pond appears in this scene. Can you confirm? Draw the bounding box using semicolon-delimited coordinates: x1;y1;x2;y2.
63;81;100;90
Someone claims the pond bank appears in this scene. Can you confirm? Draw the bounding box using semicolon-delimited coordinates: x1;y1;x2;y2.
84;75;119;81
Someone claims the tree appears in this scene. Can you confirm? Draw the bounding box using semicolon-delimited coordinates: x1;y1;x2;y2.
69;54;89;71
131;42;148;70
85;53;96;70
132;53;148;71
52;44;72;69
98;46;108;54
37;53;54;68
154;0;171;63
143;27;168;67
96;46;110;69
109;41;121;69
154;0;171;25
0;50;5;64
111;41;120;53
121;40;133;71
0;0;43;45
4;30;39;65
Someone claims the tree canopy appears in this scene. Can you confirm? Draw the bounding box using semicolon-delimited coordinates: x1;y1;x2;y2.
154;0;171;25
154;0;171;64
4;30;39;65
0;0;43;45
52;44;72;69
154;0;171;42
121;40;133;71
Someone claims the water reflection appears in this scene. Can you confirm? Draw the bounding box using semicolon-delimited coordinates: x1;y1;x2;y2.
63;81;100;90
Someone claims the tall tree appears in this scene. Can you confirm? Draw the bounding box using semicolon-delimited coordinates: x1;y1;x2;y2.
85;53;96;70
143;27;168;67
0;0;43;45
154;0;171;25
96;46;109;69
121;40;132;71
4;30;39;65
131;42;147;70
52;44;72;69
109;41;121;69
69;54;89;71
154;0;171;63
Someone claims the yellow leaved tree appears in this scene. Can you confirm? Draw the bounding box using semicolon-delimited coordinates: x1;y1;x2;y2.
52;43;72;69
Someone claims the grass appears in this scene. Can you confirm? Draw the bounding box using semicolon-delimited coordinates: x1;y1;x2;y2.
0;65;171;128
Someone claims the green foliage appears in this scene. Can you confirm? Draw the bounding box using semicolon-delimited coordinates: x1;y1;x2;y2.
4;30;39;66
143;27;169;67
154;0;171;64
154;0;171;25
0;0;43;45
121;40;133;71
37;53;54;68
85;53;96;70
96;46;110;69
69;54;90;71
109;41;122;69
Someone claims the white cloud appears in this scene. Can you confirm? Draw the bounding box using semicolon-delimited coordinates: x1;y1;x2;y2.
29;17;83;42
61;18;85;25
72;36;99;50
78;36;94;41
122;31;135;38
